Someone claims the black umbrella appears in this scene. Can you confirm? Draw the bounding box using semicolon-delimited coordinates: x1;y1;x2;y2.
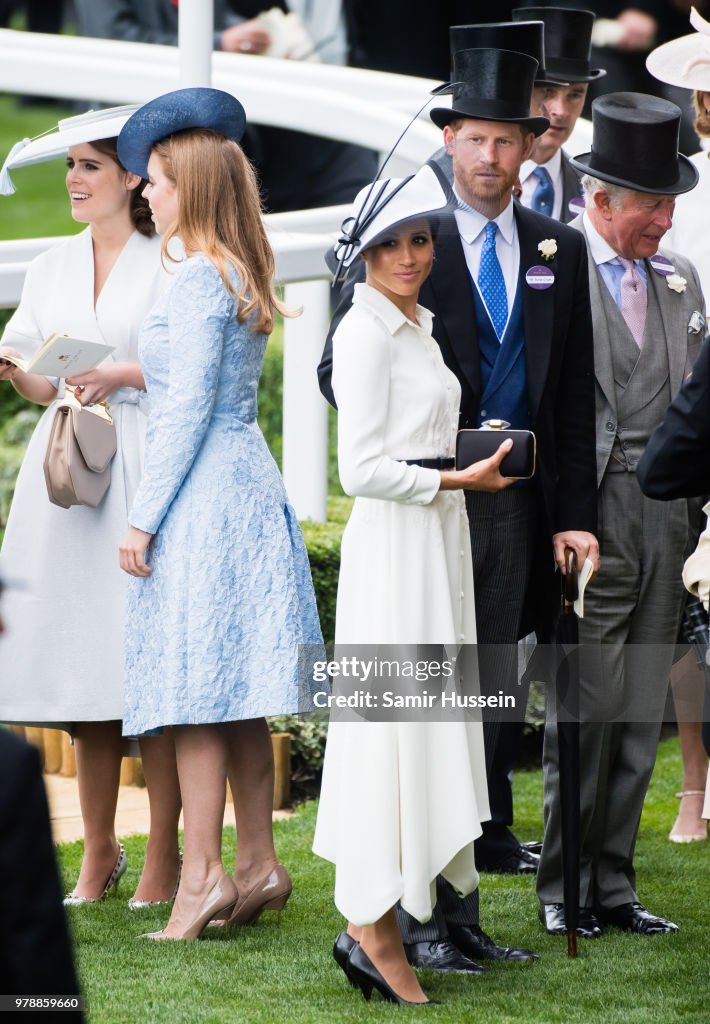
555;547;581;958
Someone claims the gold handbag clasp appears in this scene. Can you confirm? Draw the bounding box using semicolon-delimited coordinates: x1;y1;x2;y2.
63;386;114;426
480;418;511;431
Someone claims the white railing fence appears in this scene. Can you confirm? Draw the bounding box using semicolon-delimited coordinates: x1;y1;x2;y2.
0;21;594;521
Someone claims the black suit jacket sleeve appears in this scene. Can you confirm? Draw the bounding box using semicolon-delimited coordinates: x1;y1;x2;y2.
637;336;710;500
560;151;583;226
317;260;365;408
0;734;82;1011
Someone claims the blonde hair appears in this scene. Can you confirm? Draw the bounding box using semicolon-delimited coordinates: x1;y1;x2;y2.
154;128;290;334
693;91;710;140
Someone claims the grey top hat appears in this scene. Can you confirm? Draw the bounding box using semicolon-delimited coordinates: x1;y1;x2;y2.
430;48;549;136
570;92;698;195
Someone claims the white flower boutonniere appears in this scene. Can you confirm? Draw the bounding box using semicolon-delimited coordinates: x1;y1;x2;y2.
667;273;687;294
538;238;557;262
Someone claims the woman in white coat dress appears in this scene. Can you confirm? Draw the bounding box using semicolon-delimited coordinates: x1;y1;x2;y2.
0;119;181;905
312;167;515;1005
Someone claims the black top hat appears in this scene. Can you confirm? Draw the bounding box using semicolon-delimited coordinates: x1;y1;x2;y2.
513;6;605;82
570;92;698;195
430;48;549;136
443;21;559;87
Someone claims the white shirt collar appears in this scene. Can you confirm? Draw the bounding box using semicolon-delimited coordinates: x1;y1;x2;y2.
453;190;516;246
520;148;562;186
352;282;434;335
582;210;623;267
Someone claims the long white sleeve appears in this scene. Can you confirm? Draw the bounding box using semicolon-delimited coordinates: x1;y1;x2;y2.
332;305;440;505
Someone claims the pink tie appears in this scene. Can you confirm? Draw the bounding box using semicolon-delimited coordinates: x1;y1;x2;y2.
618;257;647;348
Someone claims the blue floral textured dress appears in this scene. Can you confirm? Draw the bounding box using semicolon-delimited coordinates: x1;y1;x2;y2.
122;255;322;735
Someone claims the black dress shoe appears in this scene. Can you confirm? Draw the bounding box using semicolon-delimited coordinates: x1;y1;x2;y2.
539;903;602;938
449;923;539;962
597;902;678;935
333;931;357;986
404;939;486;974
520;840;543;856
477;844;539;875
348;944;440;1005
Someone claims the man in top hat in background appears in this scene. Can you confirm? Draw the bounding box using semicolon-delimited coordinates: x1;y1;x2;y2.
318;46;599;973
537;92;703;939
514;6;606;224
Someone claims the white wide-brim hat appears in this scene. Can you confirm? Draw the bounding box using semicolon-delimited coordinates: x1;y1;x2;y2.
0;104;140;196
334;164;453;272
647;7;710;91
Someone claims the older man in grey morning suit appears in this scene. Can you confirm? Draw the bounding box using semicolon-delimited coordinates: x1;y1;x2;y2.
537;92;705;939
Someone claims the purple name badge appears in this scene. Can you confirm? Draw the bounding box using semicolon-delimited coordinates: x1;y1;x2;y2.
568;196;585;216
526;265;555;290
649;254;675;276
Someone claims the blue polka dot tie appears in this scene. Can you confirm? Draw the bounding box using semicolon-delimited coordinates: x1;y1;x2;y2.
531;166;555;215
478;221;508;340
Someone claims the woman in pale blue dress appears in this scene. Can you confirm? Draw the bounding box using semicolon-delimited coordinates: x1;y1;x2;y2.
116;89;322;940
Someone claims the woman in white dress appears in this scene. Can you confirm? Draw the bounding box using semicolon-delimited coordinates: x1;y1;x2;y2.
0;115;181;905
312;168;516;1005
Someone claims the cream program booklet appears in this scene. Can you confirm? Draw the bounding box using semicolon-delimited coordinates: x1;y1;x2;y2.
0;333;114;377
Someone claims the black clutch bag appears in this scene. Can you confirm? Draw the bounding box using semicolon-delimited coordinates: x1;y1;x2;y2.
456;420;536;479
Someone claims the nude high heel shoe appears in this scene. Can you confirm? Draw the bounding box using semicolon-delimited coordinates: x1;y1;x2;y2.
225;864;292;928
141;872;238;941
64;843;127;906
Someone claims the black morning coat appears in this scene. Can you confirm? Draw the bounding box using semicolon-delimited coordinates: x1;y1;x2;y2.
318;159;597;639
637;334;710;501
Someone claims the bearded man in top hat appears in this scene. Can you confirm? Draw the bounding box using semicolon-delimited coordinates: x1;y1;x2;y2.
513;6;606;223
318;46;599;973
436;14;602;881
537;92;704;940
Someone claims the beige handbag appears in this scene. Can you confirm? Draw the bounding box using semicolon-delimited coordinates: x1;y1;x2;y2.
43;389;117;509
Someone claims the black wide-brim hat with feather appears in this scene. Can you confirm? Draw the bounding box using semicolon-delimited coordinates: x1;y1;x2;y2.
430;48;549;136
118;87;247;179
570;92;698;195
513;6;606;83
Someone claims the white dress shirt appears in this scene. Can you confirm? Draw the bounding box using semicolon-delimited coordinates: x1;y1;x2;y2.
583;210;647;307
520;150;563;221
453;192;520;337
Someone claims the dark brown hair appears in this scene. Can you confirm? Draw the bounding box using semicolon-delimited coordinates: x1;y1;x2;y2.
90;137;155;237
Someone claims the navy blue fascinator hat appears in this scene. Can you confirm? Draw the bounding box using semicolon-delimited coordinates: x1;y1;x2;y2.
117;87;247;179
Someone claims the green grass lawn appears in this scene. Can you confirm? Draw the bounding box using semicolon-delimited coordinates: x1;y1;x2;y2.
59;737;709;1024
0;94;78;240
